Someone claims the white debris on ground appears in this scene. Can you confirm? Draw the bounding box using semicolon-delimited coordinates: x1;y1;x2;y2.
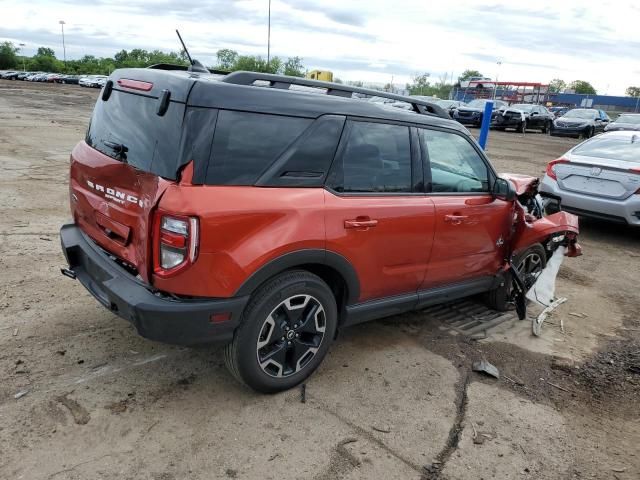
526;245;567;307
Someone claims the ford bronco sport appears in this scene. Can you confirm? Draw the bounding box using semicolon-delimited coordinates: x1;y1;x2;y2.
60;66;581;392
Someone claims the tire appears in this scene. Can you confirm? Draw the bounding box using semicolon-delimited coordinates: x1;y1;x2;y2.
224;270;338;393
486;243;547;311
541;121;550;134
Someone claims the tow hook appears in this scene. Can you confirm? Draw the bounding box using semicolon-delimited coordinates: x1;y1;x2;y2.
60;268;77;280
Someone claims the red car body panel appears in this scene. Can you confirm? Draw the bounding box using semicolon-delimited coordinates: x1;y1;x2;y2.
512;211;580;256
323;190;435;301
69;141;172;282
152;185;326;298
423;195;513;288
500;173;539;195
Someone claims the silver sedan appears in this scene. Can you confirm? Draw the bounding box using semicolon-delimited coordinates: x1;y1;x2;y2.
540;131;640;225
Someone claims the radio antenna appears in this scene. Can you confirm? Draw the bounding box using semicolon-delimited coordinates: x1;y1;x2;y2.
176;29;194;65
175;29;208;73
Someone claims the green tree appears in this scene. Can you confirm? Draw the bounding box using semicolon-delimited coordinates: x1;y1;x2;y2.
283;56;305;77
569;80;596;95
216;49;238;70
36;47;55;57
458;69;482;83
548;78;567;94
0;41;19;69
626;86;640;97
407;73;431;95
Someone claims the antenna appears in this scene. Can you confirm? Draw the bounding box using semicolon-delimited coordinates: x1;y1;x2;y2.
175;29;209;73
176;29;194;65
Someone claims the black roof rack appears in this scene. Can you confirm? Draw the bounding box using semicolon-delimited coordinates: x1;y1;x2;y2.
222;71;449;119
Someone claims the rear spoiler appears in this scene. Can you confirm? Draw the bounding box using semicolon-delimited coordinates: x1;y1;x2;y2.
147;63;230;76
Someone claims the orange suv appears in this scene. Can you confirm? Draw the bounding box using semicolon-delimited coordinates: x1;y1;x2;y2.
60;67;581;392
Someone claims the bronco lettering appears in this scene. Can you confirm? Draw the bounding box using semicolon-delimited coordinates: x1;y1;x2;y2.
86;180;143;207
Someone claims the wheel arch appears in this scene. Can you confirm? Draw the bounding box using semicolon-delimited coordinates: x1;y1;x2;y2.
234;249;360;311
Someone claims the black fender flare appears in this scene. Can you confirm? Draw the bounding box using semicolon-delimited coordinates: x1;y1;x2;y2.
234;249;360;305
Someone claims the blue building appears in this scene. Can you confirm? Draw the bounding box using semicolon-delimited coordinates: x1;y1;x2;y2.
548;93;640;113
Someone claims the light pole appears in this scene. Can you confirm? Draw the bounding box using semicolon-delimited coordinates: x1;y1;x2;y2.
59;20;66;71
493;60;502;100
19;43;26;71
266;0;271;66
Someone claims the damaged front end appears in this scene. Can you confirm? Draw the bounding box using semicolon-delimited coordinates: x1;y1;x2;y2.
500;173;582;334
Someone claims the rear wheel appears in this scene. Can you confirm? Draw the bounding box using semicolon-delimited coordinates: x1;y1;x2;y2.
486;244;547;311
224;270;338;393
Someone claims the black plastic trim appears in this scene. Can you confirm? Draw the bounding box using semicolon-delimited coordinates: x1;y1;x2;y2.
234;249;360;304
342;275;499;327
60;223;249;345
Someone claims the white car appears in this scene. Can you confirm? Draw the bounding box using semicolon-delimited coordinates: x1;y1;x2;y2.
540;131;640;226
79;75;108;88
460;76;495;89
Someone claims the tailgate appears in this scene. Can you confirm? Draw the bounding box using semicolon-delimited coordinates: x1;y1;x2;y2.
69;142;172;282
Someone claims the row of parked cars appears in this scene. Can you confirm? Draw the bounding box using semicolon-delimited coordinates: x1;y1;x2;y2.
0;70;108;88
431;97;637;139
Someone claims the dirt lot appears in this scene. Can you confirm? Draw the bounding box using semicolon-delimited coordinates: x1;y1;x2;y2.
1;80;638;480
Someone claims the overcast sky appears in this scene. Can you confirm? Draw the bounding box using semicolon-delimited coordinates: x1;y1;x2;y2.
1;0;638;95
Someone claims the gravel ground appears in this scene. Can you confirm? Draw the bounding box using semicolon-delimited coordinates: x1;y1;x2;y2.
0;80;638;480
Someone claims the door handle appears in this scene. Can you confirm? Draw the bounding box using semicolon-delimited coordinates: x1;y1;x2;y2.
444;214;468;225
344;218;378;229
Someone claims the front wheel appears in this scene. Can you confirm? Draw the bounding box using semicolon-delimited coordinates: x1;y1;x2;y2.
224;271;338;393
486;244;547;311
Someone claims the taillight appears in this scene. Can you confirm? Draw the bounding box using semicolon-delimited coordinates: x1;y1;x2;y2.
153;212;199;276
545;158;569;181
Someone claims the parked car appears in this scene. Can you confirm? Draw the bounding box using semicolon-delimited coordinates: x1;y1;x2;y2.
541;131;640;225
491;104;555;133
435;100;467;118
550;108;611;138
460;76;495;89
60;68;581;392
46;73;62;82
57;74;81;84
17;71;34;80
604;113;640;132
549;106;570;118
1;71;21;80
453;99;507;126
79;75;108;88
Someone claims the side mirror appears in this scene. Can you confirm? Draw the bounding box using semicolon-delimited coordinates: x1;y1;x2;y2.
530;111;537;116
494;178;517;201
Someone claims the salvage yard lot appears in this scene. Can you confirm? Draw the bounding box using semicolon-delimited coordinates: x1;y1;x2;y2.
1;80;638;480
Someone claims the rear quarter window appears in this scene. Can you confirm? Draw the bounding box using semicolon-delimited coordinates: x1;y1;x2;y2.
205;111;312;185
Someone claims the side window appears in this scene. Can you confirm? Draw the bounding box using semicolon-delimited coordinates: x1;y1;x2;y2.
205;111;311;185
420;129;490;193
327;121;412;193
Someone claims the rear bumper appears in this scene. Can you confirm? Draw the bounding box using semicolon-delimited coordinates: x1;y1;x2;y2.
540;177;640;226
60;223;249;345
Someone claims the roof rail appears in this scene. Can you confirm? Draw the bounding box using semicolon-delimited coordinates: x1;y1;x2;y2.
222;71;449;119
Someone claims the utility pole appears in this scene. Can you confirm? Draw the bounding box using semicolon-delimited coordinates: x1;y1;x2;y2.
493;60;502;100
267;0;271;65
59;20;66;71
19;43;26;71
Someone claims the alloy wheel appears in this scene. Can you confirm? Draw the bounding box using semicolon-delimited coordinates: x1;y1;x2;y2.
256;294;326;378
516;251;544;289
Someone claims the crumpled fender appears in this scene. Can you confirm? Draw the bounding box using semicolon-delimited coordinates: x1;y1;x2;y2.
500;173;539;195
512;209;581;257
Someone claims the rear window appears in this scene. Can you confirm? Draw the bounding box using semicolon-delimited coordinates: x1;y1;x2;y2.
573;136;640;162
86;90;185;180
205;111;312;185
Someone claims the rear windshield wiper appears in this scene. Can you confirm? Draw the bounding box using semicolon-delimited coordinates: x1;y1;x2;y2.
103;141;129;162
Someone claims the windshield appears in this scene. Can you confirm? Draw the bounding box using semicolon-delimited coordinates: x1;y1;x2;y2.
616;115;640;125
511;104;535;112
573;136;640;162
436;100;456;108
563;109;597;120
467;99;504;109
